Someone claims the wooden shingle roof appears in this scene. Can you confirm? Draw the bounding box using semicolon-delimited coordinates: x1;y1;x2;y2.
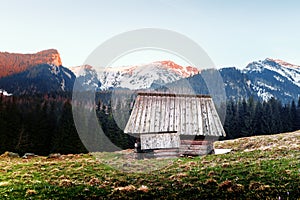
124;92;226;137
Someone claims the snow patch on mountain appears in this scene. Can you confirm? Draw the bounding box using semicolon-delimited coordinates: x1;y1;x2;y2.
245;58;300;87
241;58;300;102
69;65;101;91
50;65;60;75
97;61;200;90
274;75;284;82
0;89;12;96
69;65;95;77
256;81;277;91
67;58;300;104
252;85;273;101
61;78;65;91
62;69;72;79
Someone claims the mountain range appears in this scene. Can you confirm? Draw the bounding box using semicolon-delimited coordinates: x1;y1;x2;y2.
0;49;299;103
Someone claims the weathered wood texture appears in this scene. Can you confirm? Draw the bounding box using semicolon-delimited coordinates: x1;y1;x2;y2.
179;139;214;156
135;149;179;159
124;92;226;137
140;132;179;150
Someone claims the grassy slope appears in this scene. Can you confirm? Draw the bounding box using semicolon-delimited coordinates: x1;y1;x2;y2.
0;131;299;199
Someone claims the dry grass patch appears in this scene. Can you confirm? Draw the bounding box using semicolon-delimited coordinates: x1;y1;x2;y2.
215;130;300;151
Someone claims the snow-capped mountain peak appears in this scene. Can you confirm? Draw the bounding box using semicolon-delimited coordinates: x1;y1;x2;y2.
97;60;200;90
242;58;300;101
69;65;101;91
67;58;299;104
152;60;200;77
266;58;300;69
69;65;95;77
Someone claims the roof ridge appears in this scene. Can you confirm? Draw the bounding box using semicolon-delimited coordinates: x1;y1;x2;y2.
137;92;211;98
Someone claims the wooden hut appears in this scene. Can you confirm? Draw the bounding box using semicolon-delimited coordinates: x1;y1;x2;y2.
124;92;226;158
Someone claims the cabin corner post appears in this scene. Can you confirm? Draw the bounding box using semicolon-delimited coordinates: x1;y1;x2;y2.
134;137;142;153
134;135;147;159
207;140;214;154
205;136;218;154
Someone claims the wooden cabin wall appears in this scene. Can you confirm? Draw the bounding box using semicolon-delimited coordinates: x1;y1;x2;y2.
135;135;217;157
179;135;216;156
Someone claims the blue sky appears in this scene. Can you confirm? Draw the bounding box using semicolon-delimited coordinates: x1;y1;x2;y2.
0;0;299;68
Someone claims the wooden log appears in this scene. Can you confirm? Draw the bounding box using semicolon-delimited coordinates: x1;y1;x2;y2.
180;145;209;151
154;151;179;156
179;149;208;154
153;148;179;153
135;148;179;159
153;149;179;158
180;140;213;145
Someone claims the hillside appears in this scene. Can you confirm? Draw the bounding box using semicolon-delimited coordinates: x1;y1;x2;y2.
0;49;62;78
215;130;300;152
0;130;299;199
0;49;75;95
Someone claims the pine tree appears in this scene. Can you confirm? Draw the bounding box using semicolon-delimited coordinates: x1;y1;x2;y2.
254;101;264;135
238;99;252;137
269;98;282;134
280;104;293;132
262;101;272;134
295;97;300;130
224;100;239;139
291;100;298;131
52;100;87;154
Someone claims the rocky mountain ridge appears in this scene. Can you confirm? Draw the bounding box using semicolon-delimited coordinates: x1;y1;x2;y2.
0;49;72;94
0;49;62;78
0;49;299;104
71;61;200;90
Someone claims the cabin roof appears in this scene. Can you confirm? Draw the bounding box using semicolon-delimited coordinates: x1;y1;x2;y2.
124;92;226;137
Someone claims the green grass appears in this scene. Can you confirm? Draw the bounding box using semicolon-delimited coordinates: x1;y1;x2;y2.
1;133;300;199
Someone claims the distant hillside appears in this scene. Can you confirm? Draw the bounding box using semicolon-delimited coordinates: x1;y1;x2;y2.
0;49;74;95
0;64;75;95
70;58;300;104
0;49;62;78
215;130;300;151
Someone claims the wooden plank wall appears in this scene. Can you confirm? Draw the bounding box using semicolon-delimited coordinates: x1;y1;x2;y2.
180;139;214;155
140;132;180;150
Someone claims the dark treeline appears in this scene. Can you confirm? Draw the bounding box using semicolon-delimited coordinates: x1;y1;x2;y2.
0;92;134;156
0;92;299;155
223;97;300;139
0;93;87;155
